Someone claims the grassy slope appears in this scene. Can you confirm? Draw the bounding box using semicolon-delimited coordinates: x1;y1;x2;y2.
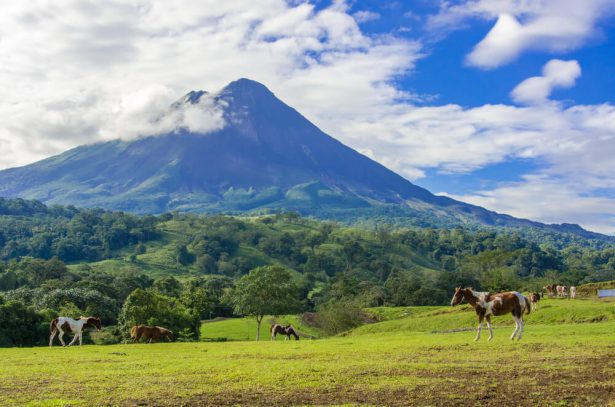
4;294;615;405
2;322;614;406
201;315;322;341
356;297;615;335
67;217;441;280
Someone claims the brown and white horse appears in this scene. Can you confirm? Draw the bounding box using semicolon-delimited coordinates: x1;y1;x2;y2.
270;324;299;340
130;325;174;343
528;292;540;311
450;288;530;341
49;316;102;346
556;285;568;298
543;284;556;298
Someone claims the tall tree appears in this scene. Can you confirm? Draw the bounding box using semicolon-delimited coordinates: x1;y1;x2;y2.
224;265;300;341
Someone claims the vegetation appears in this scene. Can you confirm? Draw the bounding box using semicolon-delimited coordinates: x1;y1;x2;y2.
0;197;614;347
224;265;300;340
1;298;614;406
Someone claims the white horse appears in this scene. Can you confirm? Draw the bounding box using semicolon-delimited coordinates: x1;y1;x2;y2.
49;316;101;346
570;286;577;299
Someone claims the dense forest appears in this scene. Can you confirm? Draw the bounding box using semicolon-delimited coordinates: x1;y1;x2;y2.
1;197;614;346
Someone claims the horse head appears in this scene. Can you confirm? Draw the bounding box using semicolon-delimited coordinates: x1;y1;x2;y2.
450;287;465;306
85;317;102;330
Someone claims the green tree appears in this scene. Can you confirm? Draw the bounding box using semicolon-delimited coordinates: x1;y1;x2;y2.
118;288;199;341
0;298;48;347
224;266;300;340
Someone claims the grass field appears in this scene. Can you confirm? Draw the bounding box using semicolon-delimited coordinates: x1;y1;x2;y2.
201;315;322;341
2;298;615;406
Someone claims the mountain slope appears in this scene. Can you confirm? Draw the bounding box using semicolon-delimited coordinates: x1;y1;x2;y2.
0;78;607;238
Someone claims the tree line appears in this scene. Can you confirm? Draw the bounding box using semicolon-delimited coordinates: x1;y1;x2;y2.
1;198;614;346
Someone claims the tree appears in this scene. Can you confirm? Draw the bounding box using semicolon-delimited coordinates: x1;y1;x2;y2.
224;265;300;340
0;299;49;347
118;288;200;341
153;276;183;298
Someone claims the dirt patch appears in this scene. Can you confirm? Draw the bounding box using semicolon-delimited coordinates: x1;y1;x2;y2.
118;359;615;407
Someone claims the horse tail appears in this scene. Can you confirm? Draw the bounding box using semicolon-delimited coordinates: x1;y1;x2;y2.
50;318;58;333
523;296;531;315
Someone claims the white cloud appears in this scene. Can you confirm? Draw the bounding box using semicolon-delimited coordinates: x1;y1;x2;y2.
0;1;615;232
428;0;615;68
443;175;615;235
353;10;380;24
0;0;418;168
511;59;581;105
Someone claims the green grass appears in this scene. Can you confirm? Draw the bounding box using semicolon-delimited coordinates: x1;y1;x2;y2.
356;297;615;335
3;298;615;406
201;315;322;341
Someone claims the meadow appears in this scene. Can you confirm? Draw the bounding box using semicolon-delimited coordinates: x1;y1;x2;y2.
1;297;614;406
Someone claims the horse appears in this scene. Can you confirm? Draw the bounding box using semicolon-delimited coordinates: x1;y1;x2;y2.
270;324;299;340
130;325;174;343
450;288;530;341
543;284;556;298
556;285;567;298
49;316;101;347
528;292;541;311
570;286;577;299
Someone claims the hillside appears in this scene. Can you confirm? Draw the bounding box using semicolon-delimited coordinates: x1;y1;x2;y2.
0;79;609;241
2;198;614;306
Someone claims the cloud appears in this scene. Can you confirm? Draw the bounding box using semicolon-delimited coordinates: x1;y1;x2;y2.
428;0;615;68
0;0;420;167
511;59;581;105
353;10;380;24
442;174;615;235
101;86;226;140
1;1;615;232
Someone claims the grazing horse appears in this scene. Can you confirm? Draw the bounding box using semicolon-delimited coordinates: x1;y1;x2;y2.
450;288;530;341
130;325;174;343
49;316;101;347
556;285;568;298
528;292;541;311
270;324;299;340
543;284;556;298
570;286;577;299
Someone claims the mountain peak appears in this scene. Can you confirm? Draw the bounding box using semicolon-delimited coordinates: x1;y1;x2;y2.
183;90;207;104
220;78;274;97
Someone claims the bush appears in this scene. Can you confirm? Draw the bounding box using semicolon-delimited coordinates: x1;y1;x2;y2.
315;300;370;335
0;299;48;347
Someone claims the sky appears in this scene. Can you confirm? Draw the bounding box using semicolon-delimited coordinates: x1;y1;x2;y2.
1;0;615;234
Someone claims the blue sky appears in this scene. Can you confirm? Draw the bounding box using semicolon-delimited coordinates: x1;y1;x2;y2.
0;0;614;233
340;0;615;200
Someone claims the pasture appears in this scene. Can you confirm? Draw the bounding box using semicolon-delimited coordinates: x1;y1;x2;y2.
2;297;614;406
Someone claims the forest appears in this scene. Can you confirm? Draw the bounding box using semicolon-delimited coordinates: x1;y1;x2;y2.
1;197;614;346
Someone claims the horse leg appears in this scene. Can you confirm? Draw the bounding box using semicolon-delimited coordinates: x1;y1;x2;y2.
285;334;289;341
79;333;83;346
49;329;57;347
475;314;484;341
510;316;520;340
58;331;67;347
68;332;79;346
486;315;494;341
517;314;525;341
